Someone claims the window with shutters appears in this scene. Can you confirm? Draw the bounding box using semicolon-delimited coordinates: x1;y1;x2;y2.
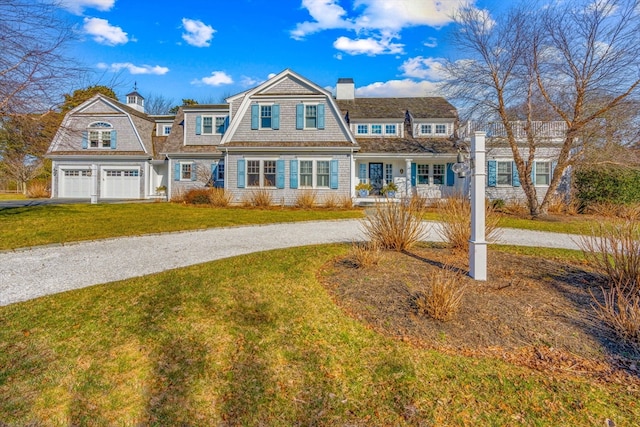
217;161;225;181
202;116;213;134
300;160;313;187
246;159;278;187
317;161;330;188
305;105;317;128
181;163;193;180
261;105;272;129
297;159;332;188
87;122;112;148
417;164;429;184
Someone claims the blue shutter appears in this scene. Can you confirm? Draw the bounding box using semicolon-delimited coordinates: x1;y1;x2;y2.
251;105;259;130
446;163;455;186
174;163;180;181
296;104;304;129
195;115;202;135
290;160;298;189
211;162;218;183
222;116;229;134
530;162;536;185
411;163;417;187
81;131;88;149
317;104;325;129
276;159;285;189
358;163;367;181
191;162;197;181
237;159;245;188
110;130;117;149
272;104;280;130
488;161;497;187
330;159;339;189
512;161;520;187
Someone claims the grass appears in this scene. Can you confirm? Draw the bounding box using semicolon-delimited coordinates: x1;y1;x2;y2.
0;203;364;250
0;245;637;425
0;193;26;200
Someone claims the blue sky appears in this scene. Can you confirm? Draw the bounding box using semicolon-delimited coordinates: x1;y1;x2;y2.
57;0;498;105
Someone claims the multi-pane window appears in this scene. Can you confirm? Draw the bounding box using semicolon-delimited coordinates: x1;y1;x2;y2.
260;105;272;128
385;124;396;135
215;116;226;133
497;161;512;185
433;164;445;185
88;122;112;148
106;170;139;177
247;160;260;187
435;124;447;134
357;125;368;134
202;116;213;134
371;125;382;134
64;170;91;177
181;163;192;180
163;125;172;135
264;160;276;187
217;161;225;181
300;160;313;187
385;164;393;184
421;124;432;134
317;161;330;187
535;161;550;185
417;164;429;184
305;105;317;128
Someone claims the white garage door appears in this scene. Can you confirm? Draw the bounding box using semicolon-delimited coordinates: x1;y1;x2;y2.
102;169;140;199
59;169;92;198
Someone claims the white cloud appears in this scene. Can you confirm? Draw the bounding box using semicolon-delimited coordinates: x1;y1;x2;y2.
60;0;114;14
400;56;447;80
97;62;169;75
355;79;444;97
424;37;438;48
353;0;469;31
333;35;404;55
83;17;128;46
239;76;263;87
181;18;215;47
291;0;353;40
192;71;233;86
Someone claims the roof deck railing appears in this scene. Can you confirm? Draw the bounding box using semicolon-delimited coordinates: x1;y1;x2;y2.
459;120;567;140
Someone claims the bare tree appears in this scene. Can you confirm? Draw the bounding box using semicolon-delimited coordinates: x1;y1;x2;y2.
144;93;175;115
446;0;640;216
0;0;81;114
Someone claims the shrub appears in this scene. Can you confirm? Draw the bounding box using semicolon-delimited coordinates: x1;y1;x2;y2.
491;199;505;210
584;202;640;220
574;167;640;210
361;198;429;251
579;220;640;291
209;188;231;207
591;283;640;350
249;188;273;207
349;241;383;268
322;193;339;209
183;188;211;205
338;194;354;209
295;190;317;209
436;194;501;253
414;268;466;322
26;181;50;198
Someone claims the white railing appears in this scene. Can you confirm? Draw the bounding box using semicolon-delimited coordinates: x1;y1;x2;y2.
459;121;567;140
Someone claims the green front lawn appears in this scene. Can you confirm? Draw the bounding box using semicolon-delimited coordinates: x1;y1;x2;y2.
0;245;636;425
0;193;26;200
0;203;364;250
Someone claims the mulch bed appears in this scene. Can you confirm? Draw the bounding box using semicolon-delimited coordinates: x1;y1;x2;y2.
319;245;640;387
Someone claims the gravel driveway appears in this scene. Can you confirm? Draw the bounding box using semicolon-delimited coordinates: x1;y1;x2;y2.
0;220;580;306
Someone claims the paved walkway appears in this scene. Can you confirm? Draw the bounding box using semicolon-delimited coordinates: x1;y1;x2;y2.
0;220;580;306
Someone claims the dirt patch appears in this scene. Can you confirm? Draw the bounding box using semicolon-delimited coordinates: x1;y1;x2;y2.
319;245;640;386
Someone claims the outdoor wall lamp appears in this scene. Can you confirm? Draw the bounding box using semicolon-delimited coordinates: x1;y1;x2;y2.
451;147;474;178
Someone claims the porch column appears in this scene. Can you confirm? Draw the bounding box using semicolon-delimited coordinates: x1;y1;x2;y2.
405;158;412;197
469;132;487;281
90;163;98;204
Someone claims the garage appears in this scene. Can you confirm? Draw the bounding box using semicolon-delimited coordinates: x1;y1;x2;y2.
102;168;141;199
59;169;92;198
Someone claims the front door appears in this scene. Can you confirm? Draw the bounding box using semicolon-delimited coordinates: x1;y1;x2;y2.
369;163;383;195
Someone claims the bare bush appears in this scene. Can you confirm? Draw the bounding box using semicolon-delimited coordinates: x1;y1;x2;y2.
295;190;317;209
579;220;640;290
349;241;383;268
249;188;273;207
585;202;640;220
361;199;429;251
591;283;640;350
183;188;211;205
436;195;501;253
414;268;467;322
209;188;231;207
322;193;339;209
26;181;49;198
338;194;354;209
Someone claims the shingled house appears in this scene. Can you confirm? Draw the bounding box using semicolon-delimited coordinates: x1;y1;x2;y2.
47;69;560;204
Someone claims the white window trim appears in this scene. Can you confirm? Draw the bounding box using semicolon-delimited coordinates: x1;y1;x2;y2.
302;103;319;130
435;124;447;135
496;161;513;187
245;158;278;188
259;104;274;130
534;161;551;186
298;158;332;188
179;162;193;181
162;124;172;135
88;121;113;149
356;124;369;135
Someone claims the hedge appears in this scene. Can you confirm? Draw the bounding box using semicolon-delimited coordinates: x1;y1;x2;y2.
574;167;640;208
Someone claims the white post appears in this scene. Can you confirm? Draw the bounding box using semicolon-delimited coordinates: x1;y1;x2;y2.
90;164;98;204
469;132;487;280
405;158;412;197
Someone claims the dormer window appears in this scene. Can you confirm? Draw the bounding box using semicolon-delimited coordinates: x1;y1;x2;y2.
85;122;115;149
